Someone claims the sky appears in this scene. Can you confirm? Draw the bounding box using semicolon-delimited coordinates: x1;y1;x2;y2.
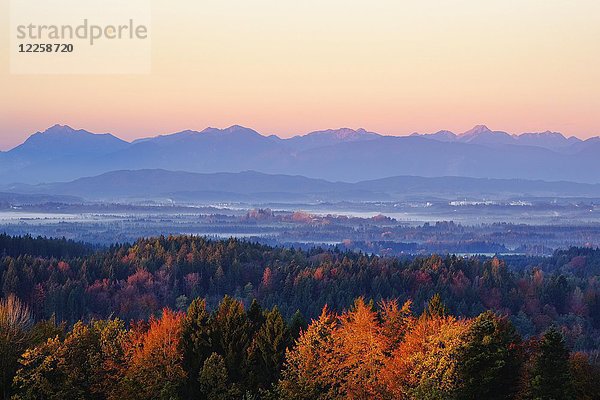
1;0;600;150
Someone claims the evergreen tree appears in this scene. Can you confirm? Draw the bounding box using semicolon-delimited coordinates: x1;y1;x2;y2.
199;353;240;400
455;311;522;400
289;310;307;341
247;306;290;391
181;298;212;398
247;299;265;333
2;260;20;298
210;296;252;384
530;327;574;400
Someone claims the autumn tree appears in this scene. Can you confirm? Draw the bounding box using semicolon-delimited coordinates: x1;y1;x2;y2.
12;318;127;400
278;306;337;400
331;298;389;399
569;352;600;400
378;299;414;351
281;298;412;400
12;336;64;400
383;313;471;399
425;293;448;318
121;309;186;400
0;295;32;400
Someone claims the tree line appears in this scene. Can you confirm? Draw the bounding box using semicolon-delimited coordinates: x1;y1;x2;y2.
2;235;600;349
2;293;599;400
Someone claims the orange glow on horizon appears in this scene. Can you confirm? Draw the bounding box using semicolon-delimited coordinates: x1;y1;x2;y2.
1;0;599;149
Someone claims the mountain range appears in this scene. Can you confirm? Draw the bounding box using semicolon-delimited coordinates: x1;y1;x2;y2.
0;124;598;184
410;125;584;150
6;169;600;203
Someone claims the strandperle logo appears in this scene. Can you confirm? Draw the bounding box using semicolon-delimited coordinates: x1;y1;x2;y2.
10;0;151;74
16;19;149;46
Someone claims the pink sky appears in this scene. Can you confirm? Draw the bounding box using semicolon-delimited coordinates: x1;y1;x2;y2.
1;0;599;150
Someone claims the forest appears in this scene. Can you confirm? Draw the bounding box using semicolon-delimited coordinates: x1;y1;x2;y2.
2;234;600;399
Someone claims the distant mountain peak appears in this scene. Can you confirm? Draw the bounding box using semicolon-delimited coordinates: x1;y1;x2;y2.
6;124;128;164
281;127;380;151
432;130;457;139
327;128;369;139
47;123;72;130
36;124;123;140
516;130;582;149
410;130;458;142
200;125;261;136
461;125;493;136
520;130;564;138
132;126;262;145
228;124;250;130
39;124;79;135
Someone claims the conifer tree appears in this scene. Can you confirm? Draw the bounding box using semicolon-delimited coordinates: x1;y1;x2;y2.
247;299;265;333
455;311;522;400
181;298;212;398
210;296;252;383
530;327;574;400
247;306;290;391
199;353;240;400
289;310;307;341
278;306;337;400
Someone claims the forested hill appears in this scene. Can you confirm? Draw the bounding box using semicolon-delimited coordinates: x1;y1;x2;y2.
0;233;94;258
2;234;600;350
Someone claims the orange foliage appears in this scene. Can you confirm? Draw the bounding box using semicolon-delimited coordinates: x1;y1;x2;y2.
279;305;338;399
262;267;273;288
122;308;186;399
313;266;325;281
281;299;417;399
57;261;70;273
332;298;389;399
382;314;472;398
281;299;473;400
379;299;414;351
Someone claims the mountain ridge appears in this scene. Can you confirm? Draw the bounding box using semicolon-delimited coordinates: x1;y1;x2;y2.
6;169;600;203
1;124;598;184
4;124;594;151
